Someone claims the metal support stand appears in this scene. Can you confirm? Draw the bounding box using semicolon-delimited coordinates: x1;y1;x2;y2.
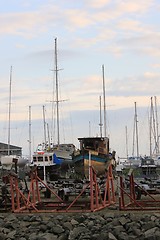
119;171;160;211
9;164;116;213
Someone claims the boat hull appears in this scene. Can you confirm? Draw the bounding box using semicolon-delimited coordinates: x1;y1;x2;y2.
73;153;111;178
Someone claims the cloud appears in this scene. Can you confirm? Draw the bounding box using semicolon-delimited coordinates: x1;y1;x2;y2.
0;0;154;38
117;19;143;32
117;0;154;14
144;71;160;78
86;0;111;8
65;10;94;30
152;63;160;68
0;0;156;65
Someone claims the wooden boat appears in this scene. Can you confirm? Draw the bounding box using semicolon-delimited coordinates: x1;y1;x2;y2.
73;137;116;178
73;65;116;178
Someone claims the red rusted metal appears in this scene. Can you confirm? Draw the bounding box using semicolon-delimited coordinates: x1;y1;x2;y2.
119;172;160;211
9;164;116;213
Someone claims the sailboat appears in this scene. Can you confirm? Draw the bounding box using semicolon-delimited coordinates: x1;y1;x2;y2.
32;38;75;179
50;38;75;165
127;102;142;166
73;65;116;178
1;66;28;170
149;96;160;165
128;100;157;176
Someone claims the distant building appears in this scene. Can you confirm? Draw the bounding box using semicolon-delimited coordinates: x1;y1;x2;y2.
0;142;22;156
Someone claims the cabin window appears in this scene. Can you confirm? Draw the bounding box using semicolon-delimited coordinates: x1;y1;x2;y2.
38;157;43;162
33;157;36;162
84;141;94;149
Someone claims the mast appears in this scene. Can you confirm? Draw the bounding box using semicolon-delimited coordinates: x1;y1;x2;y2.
29;106;32;161
99;96;103;137
132;117;135;157
43;105;47;149
135;102;139;158
47;123;51;149
154;96;159;154
102;65;107;137
125;126;128;160
150;97;152;157
55;38;60;146
150;96;157;156
8;66;12;155
132;102;139;158
89;121;91;137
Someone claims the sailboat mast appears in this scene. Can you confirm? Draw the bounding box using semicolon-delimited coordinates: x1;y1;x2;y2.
47;123;51;149
134;102;139;158
154;96;159;154
132;116;135;157
8;66;12;155
102;65;107;137
29;105;32;161
150;96;157;156
125;126;129;160
150;97;152;157
99;96;103;137
43;105;47;149
55;38;60;146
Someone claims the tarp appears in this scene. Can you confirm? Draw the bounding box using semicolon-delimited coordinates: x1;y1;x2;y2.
53;153;63;165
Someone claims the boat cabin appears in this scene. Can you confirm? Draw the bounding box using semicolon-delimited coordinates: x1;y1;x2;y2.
140;157;157;176
32;152;55;167
78;137;109;155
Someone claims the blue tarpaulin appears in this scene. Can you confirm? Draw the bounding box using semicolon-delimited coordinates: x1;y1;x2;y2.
53;153;63;165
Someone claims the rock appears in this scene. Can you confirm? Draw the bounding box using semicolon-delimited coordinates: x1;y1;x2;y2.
6;230;17;239
70;219;79;225
63;221;73;230
108;232;118;240
0;232;6;240
144;227;159;238
39;232;58;240
119;216;130;226
51;225;64;234
113;225;125;236
0;212;159;239
68;226;88;239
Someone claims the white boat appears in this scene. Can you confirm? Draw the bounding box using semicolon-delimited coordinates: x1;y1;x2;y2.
1;155;27;168
31;150;58;182
32;142;75;180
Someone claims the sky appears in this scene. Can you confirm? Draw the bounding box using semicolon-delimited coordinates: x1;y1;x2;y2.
0;0;160;159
